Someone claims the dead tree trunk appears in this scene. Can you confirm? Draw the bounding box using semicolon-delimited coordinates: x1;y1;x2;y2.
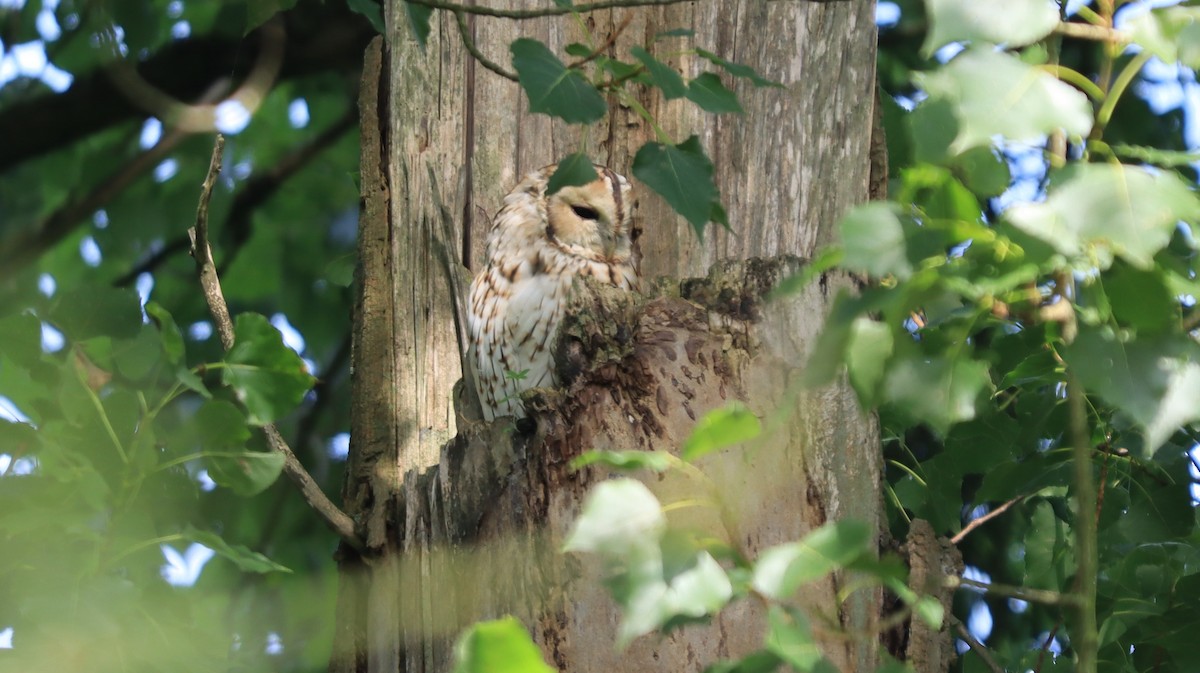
335;1;884;671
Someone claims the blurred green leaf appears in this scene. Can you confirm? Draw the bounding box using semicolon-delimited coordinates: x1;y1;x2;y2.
144;302;185;364
1127;7;1200;69
765;605;834;673
49;287;142;341
564;478;664;555
838;202;912;280
752;520;872;599
883;351;991;434
571;449;674;473
846;318;893;406
918;49;1093;154
511;38;607;123
1007;163;1200;269
183;526;291;573
452;617;555;673
922;0;1059;56
632;135;727;237
347;0;385;34
546;153;599;195
221;313;314;425
246;0;298;34
112;324;163;382
681;404;760;461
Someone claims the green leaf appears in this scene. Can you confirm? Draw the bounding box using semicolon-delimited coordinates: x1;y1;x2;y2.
954;146;1010;198
845;318;893;406
182;526;291;573
922;0;1059;56
632;135;727;238
206;449;286;497
49;287;143;341
1006;163;1200;269
703;652;784;673
546;153;599;195
564;478;665;555
752;520;872;599
571;449;674;473
686;73;744;114
918;49;1093;154
112;324;163;382
193;401;281;496
838;203;913;280
347;0;385;34
680;404;761;461
696;49;783;88
912;597;945;629
144;302;185;364
767;247;844;301
1061;328;1200;453
246;0;298;34
1103;265;1179;334
1127;7;1200;69
511;38;607;124
565;43;592;58
631;46;686;99
452;617;555;673
0;312;45;369
883;352;991;434
402;1;433;47
765;605;831;673
221;313;315;425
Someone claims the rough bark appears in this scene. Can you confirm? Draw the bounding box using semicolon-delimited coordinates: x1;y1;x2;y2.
339;1;885;671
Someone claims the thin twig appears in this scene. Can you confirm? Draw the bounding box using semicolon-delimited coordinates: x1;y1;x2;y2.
188;135;362;550
454;10;518;81
1034;622;1061;673
946;576;1081;608
952;618;1005;673
568;12;634;68
950;495;1025;545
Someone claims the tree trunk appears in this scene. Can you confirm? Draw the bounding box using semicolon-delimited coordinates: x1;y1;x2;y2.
335;1;885;671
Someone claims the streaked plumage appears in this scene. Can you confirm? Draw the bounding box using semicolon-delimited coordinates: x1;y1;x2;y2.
468;164;639;421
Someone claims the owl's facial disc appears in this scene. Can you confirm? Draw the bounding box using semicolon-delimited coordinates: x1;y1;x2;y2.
546;170;631;260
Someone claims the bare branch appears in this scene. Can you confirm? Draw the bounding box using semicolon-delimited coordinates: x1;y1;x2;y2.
454;10;518;81
946;575;1081;608
952;618;1005;673
1054;21;1127;43
188;135;362;550
950;495;1025;545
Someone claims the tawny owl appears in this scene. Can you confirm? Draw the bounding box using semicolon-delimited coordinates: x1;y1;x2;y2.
468;164;640;421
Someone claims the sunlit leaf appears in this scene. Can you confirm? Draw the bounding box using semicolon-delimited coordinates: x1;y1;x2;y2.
922;0;1059;56
1006;163;1200;269
752;520;872;599
571;449;674;472
681;404;761;461
632;135;727;237
564;478;665;555
1127;7;1200;69
511;38;607;123
221;313;315;425
838;202;912;280
918;49;1093;154
452;617;555;673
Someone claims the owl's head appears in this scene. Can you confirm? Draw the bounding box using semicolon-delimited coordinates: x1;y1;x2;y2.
543;165;635;262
